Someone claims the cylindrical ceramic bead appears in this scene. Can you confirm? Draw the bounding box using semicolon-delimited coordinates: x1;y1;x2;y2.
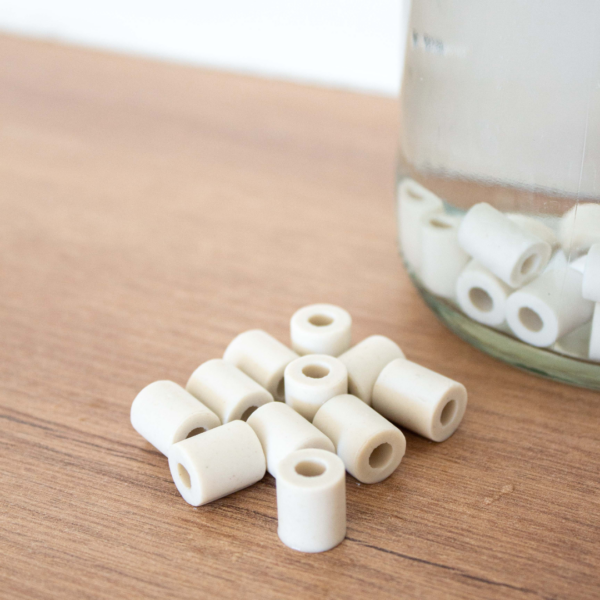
290;304;352;357
420;213;469;299
455;260;513;327
372;359;467;443
284;355;348;421
186;359;273;423
544;249;568;273
131;380;221;456
506;267;594;347
507;213;559;249
276;449;346;553
582;243;600;302
559;203;600;255
168;420;266;507
589;304;600;362
553;322;592;358
247;402;335;478
397;178;443;273
458;203;551;287
337;335;405;405
223;330;299;401
312;394;406;484
569;254;587;274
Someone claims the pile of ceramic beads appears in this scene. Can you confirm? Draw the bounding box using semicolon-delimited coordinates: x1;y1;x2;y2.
131;304;468;553
398;178;600;360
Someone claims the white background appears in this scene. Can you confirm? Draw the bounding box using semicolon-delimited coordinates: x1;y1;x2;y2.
0;0;410;96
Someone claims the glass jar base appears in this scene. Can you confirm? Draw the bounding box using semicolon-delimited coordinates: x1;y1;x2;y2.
412;275;600;391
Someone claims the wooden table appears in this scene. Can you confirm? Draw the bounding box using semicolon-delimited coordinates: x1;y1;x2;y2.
1;35;598;600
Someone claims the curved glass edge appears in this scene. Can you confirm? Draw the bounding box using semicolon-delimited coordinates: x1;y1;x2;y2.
411;275;600;391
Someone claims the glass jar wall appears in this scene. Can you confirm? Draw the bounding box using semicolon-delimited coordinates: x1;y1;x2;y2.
397;0;600;389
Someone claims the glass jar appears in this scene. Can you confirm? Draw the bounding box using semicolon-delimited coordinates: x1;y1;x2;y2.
397;0;600;389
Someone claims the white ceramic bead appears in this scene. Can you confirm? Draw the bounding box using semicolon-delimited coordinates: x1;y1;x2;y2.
290;304;352;356
420;213;469;299
559;203;600;254
372;359;467;443
276;449;346;553
455;260;512;327
582;243;600;302
569;254;587;274
589;304;600;361
546;250;588;274
223;329;299;402
507;213;559;249
284;355;348;421
397;178;443;273
337;335;405;405
312;394;406;484
506;267;594;347
131;380;221;456
168;420;266;507
247;402;335;478
553;322;592;358
186;359;274;423
544;249;568;273
458;203;552;287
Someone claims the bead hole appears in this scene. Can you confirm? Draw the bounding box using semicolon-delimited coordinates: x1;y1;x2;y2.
520;254;538;275
440;400;457;426
406;187;422;201
241;406;258;421
519;307;544;332
469;287;493;312
178;464;191;488
308;314;334;327
429;217;451;229
186;427;206;439
295;460;326;477
369;443;393;469
302;364;330;379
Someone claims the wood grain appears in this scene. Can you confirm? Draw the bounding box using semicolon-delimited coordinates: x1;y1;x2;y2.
0;35;598;600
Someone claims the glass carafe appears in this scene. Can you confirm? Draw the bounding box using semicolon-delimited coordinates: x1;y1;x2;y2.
397;0;600;389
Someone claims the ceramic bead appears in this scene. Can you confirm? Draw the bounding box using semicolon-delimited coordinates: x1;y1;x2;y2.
544;250;568;273
397;178;443;273
168;420;266;507
284;355;348;421
312;394;406;484
582;243;600;302
553;322;592;358
186;359;273;423
506;267;594;347
420;213;469;299
507;213;559;249
558;203;600;254
372;359;467;442
290;303;352;357
337;335;405;405
223;329;299;401
455;260;512;327
276;449;346;553
131;380;221;456
247;402;335;478
458;203;551;287
569;253;587;274
589;304;600;361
